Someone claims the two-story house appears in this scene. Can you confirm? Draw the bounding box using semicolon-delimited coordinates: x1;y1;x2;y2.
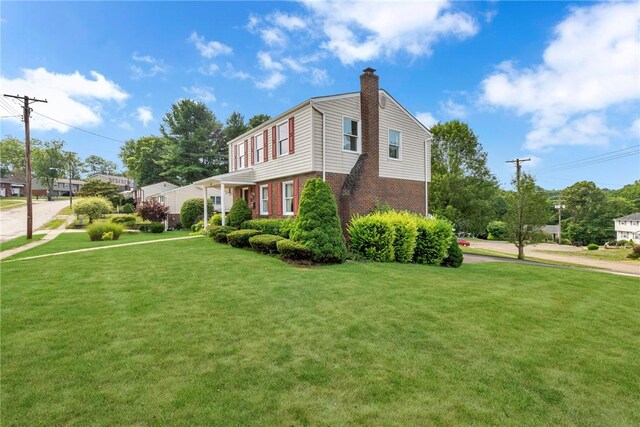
88;174;132;191
195;68;432;227
613;213;640;243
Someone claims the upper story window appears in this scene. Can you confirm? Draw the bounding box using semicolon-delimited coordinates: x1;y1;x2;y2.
343;117;359;152
388;129;401;160
260;185;269;215
238;143;246;169
255;133;264;163
277;122;289;156
621;221;626;225
283;181;294;215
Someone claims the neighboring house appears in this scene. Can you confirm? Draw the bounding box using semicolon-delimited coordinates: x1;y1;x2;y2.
0;177;25;197
150;184;232;229
133;181;179;204
88;174;132;191
195;68;431;227
541;225;560;242
613;213;640;243
32;178;85;197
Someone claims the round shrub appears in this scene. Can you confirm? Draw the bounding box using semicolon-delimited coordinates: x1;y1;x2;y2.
74;196;113;223
486;220;507;240
207;225;236;243
441;238;464;268
249;234;285;254
561;238;571;245
101;231;114;241
227;229;262;248
587;243;599;251
180;198;213;230
227;198;252;228
139;222;165;233
121;203;135;214
137;199;169;222
348;213;395;262
413;216;455;265
210;213;222;226
87;223;124;241
277;239;311;260
627;245;640;260
110;215;137;228
290;178;347;264
385;211;418;263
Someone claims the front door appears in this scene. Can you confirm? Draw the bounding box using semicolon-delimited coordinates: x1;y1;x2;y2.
241;188;249;204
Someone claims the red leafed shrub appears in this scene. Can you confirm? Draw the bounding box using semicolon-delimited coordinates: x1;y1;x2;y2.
136;199;169;222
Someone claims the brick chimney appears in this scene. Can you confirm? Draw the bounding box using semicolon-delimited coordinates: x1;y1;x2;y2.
360;67;379;175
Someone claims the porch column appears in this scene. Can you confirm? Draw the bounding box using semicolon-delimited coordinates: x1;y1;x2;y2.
203;186;209;228
221;182;226;226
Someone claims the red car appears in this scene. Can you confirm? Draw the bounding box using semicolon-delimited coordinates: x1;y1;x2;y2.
457;239;471;247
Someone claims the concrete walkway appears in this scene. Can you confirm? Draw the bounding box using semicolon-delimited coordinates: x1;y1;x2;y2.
0;216;71;260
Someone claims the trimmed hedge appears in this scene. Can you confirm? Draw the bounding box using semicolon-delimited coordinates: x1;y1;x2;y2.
348;213;396;262
181;198;213;230
227;229;262;248
110;215;137;228
290;178;347;263
210;213;222;226
587;243;599;251
87;223;124;241
139;222;165;233
227;199;252;228
121;203;135;214
387;211;418;263
277;239;311;260
241;218;294;238
414;216;455;265
249;234;284;254
441;238;464;268
208;225;236;243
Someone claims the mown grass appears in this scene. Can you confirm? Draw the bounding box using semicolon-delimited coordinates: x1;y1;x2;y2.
0;198;26;211
0;234;46;252
2;238;639;425
3;230;192;261
538;247;636;262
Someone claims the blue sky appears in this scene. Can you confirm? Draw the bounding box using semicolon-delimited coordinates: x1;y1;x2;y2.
1;1;638;190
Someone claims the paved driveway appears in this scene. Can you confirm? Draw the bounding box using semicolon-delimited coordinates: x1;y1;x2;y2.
0;200;69;242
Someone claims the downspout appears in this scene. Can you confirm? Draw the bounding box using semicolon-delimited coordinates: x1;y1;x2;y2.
424;139;429;216
311;103;327;181
220;182;226;226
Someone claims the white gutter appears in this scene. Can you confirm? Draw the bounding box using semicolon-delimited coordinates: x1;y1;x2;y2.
311;103;327;181
424;138;429;215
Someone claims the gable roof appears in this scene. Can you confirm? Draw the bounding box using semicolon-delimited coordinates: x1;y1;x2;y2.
615;212;640;221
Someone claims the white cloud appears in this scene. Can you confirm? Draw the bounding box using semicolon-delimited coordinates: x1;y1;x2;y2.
440;99;467;118
257;51;284;71
198;64;220;76
131;52;169;80
282;57;307;73
223;63;251;80
188;32;233;58
309;68;332;86
301;0;478;65
260;28;287;47
631;118;640;136
0;67;128;132
182;85;216;103
416;112;438;128
136;106;153;127
481;2;640;150
273;12;307;31
522;155;542;169
255;72;286;90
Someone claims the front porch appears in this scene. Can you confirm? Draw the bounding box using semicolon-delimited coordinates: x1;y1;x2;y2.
194;169;256;227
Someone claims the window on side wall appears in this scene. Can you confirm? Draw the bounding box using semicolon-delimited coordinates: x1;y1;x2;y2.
260;185;269;215
255;133;264;163
277;122;289;156
211;195;221;205
389;129;401;160
343;117;359;152
238;143;245;169
283;181;294;215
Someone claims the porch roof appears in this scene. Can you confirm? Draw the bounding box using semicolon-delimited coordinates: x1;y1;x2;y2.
193;169;256;188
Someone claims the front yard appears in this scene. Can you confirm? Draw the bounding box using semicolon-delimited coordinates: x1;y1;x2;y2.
1;237;639;425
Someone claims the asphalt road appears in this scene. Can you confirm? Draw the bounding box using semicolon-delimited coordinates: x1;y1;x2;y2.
0;200;69;242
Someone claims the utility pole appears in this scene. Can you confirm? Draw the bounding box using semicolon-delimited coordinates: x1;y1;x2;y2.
554;203;565;244
506;158;531;259
4;94;48;239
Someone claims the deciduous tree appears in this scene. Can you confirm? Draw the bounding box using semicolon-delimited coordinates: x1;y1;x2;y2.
85;155;118;176
119;136;167;187
32;139;66;201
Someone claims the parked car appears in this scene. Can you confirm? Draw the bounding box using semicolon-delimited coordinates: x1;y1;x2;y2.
457;239;471;247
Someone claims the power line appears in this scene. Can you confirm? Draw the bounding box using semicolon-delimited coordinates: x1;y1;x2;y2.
536;150;640;174
30;110;125;143
535;144;640;173
0;98;20;116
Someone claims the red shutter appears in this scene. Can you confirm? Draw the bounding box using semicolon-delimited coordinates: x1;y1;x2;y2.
289;117;295;154
233;144;238;171
272;125;277;159
268;183;272;214
293;179;300;215
255;185;260;215
276;182;282;216
244;140;248;168
263;129;269;162
249;138;254;166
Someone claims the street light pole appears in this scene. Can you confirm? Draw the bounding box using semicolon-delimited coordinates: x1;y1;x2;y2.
554;204;565;244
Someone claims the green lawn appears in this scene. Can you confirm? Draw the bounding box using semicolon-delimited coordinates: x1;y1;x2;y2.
538;247;635;262
0;198;26;211
2;239;639;425
0;234;46;252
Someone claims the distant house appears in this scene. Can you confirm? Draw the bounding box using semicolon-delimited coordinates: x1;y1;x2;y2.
88;174;132;191
613;213;640;243
0;177;25;197
32;179;85;197
195;68;431;227
133;181;179;204
541;225;560;242
149;184;232;229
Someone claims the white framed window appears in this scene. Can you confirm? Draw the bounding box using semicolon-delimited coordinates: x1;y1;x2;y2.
283;181;294;215
260;185;269;215
277;121;289;156
388;129;401;160
343;117;360;152
238;143;246;169
210;195;221;205
255;133;264;163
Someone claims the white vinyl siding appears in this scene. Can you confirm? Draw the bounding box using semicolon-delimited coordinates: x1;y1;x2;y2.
260;185;269;215
388;129;401;160
255;133;264;163
283;181;294;215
